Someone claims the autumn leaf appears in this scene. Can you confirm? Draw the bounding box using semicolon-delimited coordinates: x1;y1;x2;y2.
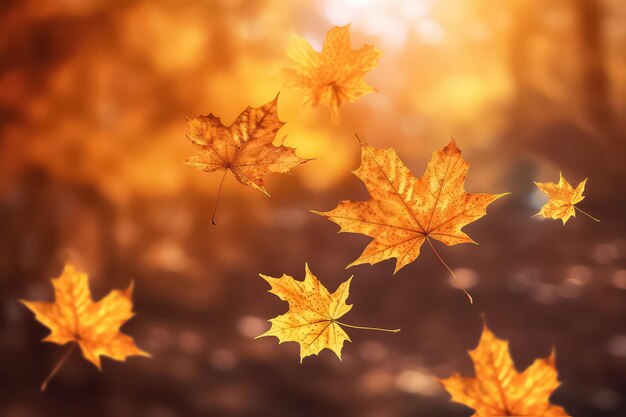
21;264;149;391
282;25;382;125
185;95;310;223
256;263;399;362
313;136;508;302
534;172;599;224
440;322;570;417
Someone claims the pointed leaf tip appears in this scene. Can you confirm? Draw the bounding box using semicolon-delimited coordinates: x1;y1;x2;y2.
443;136;460;155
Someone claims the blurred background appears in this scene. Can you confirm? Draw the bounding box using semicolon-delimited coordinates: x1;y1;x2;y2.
1;0;625;416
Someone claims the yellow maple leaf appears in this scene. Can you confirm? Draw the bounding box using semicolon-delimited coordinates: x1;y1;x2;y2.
440;322;570;417
21;264;149;390
534;172;599;224
313;136;507;301
256;263;399;362
282;25;382;125
185;95;310;223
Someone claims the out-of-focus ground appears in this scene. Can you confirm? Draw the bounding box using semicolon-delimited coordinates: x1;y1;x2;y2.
1;0;625;416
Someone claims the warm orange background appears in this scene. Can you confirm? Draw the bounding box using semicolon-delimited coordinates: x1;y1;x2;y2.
1;1;625;416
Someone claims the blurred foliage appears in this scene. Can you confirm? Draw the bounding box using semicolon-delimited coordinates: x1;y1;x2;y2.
0;0;625;416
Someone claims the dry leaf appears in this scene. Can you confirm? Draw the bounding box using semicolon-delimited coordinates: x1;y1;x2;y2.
313;137;508;274
257;263;399;362
534;172;598;224
440;322;569;417
21;264;149;389
282;25;382;125
185;95;309;196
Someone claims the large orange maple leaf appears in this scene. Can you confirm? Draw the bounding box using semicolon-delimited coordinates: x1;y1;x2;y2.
440;323;570;417
282;25;382;125
313;137;508;301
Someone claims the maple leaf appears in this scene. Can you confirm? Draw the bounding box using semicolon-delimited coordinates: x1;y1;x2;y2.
534;172;599;224
282;25;382;125
256;263;399;362
185;95;310;223
313;136;507;301
21;264;149;390
440;322;570;417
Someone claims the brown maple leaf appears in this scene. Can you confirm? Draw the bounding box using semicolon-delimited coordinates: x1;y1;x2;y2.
313;136;508;302
282;25;382;125
21;264;149;391
440;322;570;417
185;95;310;223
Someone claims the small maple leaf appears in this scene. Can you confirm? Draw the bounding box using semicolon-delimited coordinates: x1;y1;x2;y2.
534;172;599;224
313;136;507;301
256;263;399;362
185;95;310;223
21;264;149;390
282;25;382;125
440;322;570;417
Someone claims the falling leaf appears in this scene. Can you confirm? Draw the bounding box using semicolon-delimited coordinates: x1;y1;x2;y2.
313;136;507;274
256;263;399;362
534;172;599;224
282;25;382;125
21;264;149;390
440;322;569;417
185;95;308;196
185;95;310;222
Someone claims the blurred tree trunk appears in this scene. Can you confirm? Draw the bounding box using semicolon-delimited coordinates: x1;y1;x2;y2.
503;0;624;190
575;0;614;136
508;0;536;131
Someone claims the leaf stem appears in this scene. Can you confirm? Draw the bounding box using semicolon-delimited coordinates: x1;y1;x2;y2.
354;132;366;146
335;321;400;333
426;237;473;304
211;170;228;226
574;206;600;222
41;342;76;392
